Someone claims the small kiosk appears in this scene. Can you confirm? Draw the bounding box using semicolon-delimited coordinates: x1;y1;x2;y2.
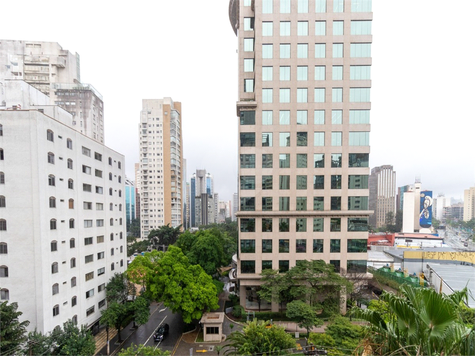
200;312;224;342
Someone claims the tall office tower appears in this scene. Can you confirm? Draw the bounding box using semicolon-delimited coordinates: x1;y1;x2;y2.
139;98;183;239
190;169;217;227
397;184;411;212
125;178;136;227
463;187;475;221
369;165;396;228
433;194;448;221
0;80;126;333
230;0;372;311
0;40;104;143
134;163;141;223
232;193;238;221
185;182;191;229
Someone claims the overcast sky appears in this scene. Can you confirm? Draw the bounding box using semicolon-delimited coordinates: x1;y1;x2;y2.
1;0;473;203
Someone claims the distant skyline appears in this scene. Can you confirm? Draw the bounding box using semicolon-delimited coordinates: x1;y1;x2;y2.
1;0;473;202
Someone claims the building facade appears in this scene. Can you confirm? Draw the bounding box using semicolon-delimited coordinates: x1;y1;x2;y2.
0;80;126;333
0;40;104;143
463;187;475;222
138;98;183;239
369;165;396;228
230;0;372;310
125;178;136;227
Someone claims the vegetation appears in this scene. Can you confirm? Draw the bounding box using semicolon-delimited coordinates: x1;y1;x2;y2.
148;224;182;249
119;343;170;355
0;301;30;356
258;260;352;314
225;320;296;355
127;238;150;256
127;218;141;238
286;300;323;335
24;320;95;356
351;284;475;355
127;246;219;323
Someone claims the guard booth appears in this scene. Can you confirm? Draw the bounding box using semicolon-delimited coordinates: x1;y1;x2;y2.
200;312;224;342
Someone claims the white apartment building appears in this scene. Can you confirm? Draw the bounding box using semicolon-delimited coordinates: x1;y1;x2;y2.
0;40;104;143
230;0;372;311
139;98;183;239
369;165;396;228
0;80;126;333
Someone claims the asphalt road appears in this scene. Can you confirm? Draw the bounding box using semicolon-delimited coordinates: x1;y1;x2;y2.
119;302;185;354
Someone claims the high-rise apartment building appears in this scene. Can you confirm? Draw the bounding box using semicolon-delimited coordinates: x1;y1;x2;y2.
0;40;104;143
230;0;372;311
463;186;475;221
138;98;183;239
0;80;126;333
125;178;136;227
190;170;217;227
369;165;396;228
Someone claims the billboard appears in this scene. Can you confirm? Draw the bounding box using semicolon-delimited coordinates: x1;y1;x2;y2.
419;190;433;228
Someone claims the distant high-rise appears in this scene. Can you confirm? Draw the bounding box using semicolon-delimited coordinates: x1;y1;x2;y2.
190;169;217;227
0;40;104;142
369;165;396;228
230;0;372;311
138;98;183;239
463;186;475;221
125;178;136;227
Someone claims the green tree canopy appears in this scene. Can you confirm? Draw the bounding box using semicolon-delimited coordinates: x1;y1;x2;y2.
148;224;182;248
351;284;475;356
127;246;219;323
225;320;296;355
285;300;323;335
106;272;136;304
0;301;30;356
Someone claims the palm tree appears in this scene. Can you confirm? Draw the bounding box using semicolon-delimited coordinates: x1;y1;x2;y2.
351;284;475;355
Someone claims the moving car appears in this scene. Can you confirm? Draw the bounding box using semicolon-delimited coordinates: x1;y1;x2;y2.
153;323;169;343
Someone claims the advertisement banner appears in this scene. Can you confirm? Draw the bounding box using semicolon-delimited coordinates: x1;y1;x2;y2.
419;191;433;228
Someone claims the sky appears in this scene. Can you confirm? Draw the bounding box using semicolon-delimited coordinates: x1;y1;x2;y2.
1;0;473;203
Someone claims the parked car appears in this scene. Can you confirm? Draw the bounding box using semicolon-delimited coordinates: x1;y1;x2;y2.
153;323;169;343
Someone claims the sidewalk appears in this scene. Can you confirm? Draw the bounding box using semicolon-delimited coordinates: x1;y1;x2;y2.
94;320;139;356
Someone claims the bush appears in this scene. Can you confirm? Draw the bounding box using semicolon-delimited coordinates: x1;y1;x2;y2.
212;279;224;295
228;293;240;306
232;305;244;318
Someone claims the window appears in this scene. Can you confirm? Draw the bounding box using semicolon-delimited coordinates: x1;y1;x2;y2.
297;88;308;103
95;169;103;178
347;260;367;273
94;152;102;161
0;196;7;208
98;267;105;276
333;20;344;35
350;88;371;102
0;125;2;136
279;132;290;147
349;175;369;189
262;66;272;81
313;218;324;232
296;175;307;189
298;0;308;12
262;0;273;13
352;0;372;12
334;0;344;12
314;153;324;168
0;243;7;254
240;155;255;169
84;220;93;228
97;219;104;227
279;260;289;273
47;130;54;142
70;238;75;248
111;263;115;271
350;43;371;57
240;176;255;190
296;197;307;211
280;66;290;81
333;66;343;80
350;66;371;80
297;21;308;36
331;218;341;232
332;88;343;102
51;262;58;274
243;17;254;31
262;239;273;253
86;306;95;317
241;261;255;274
85;254;93;263
83;184;92;192
82;165;91;174
50;219;57;230
351;20;372;35
0;288;9;300
349;153;369;167
331;197;341;210
118;161;122;169
297;154;307;168
330;239;341;253
96;203;103;210
68;179;74;189
262;89;273;103
314;88;325;103
99;299;106;309
244;59;254;73
262;261;273;271
67;159;73;169
83;201;92;210
314;66;325;80
85;271;94;281
240;197;255;211
348;218;369;231
262;22;273;36
315;21;326;35
71;277;77;287
331;175;342;189
279;239;289;253
313;239;324;253
110;233;114;241
348;196;369;210
66;139;73;149
314;132;325;146
297;44;308;58
68;198;74;209
0;172;4;184
0;149;3;161
349;132;370;146
314;175;324;189
279;88;290;103
72;296;77;307
95;186;104;194
296;110;307;124
240;133;255;147
279;175;290;190
262;176;273;189
53;305;59;317
313;197;324;211
109;188;113;195
82;147;91;157
296;239;306;252
244;38;254;52
279;197;290;210
280;44;290;59
69;219;75;229
315;43;326;58
296;219;307;233
262;132;272;147
333;43;343;58
109;218;113;226
262;111;273;125
331;132;342;146
0;219;6;231
262;197;272;211
279;218;289;232
97;235;104;243
240;218;255;233
280;21;290;36
241;240;255;253
98;283;105;292
85;237;93;246
52;283;59;296
86;289;94;298
244;79;254;92
48;174;55;186
262;44;273;59
348;239;367;253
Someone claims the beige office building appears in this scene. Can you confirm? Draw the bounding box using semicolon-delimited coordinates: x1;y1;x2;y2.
463;186;475;222
230;0;372;310
138;98;183;239
369;165;396;228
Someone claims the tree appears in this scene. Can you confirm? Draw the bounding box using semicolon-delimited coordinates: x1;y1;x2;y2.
127;239;150;256
351;284;475;356
24;320;95;356
133;295;151;326
285;300;323;335
148;224;181;249
106;272;136;304
127;246;219;323
0;301;30;356
119;343;170;355
101;301;130;343
186;229;228;275
225;320;296;355
127;218;141;237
